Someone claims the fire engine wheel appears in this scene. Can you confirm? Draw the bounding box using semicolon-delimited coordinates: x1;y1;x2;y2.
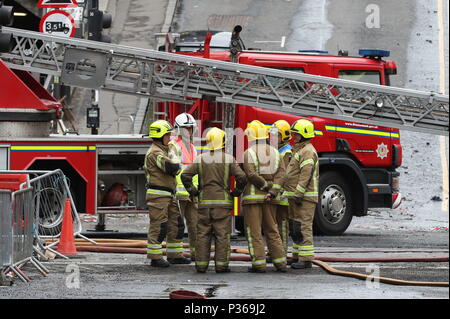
314;171;353;236
35;188;64;236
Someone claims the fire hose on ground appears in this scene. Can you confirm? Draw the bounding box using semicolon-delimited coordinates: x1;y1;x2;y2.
47;239;450;288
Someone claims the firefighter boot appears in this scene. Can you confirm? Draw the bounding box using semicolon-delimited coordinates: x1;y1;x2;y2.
275;267;288;273
287;257;298;265
168;257;191;264
291;261;312;269
247;266;266;273
150;258;170;268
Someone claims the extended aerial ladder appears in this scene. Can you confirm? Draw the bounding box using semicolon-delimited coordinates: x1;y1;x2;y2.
0;27;448;136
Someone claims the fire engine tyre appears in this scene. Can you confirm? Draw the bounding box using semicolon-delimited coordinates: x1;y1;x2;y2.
35;188;65;236
314;171;353;236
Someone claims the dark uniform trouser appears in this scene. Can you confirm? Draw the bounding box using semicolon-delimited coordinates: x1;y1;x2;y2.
195;208;231;271
147;196;185;260
179;199;198;259
288;199;317;261
244;203;287;270
276;205;289;258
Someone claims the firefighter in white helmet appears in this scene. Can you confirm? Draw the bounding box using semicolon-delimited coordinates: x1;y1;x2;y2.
169;113;199;261
283;119;319;269
144;120;190;267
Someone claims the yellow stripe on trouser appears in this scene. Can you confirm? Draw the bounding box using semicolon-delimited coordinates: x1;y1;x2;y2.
292;243;300;256
246;226;266;267
272;257;287;264
147;244;162;255
195;260;209;268
166;242;184;254
299;245;314;256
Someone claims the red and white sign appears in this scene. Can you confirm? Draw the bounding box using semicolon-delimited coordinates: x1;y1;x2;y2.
37;0;78;9
39;10;76;38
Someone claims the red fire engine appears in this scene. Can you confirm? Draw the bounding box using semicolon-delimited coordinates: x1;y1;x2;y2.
0;29;403;235
156;31;403;235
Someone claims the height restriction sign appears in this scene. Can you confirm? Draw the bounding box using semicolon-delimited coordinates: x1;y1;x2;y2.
39;10;76;37
37;0;79;8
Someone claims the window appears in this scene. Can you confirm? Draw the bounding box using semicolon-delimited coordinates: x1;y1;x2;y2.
338;70;381;85
266;67;305;87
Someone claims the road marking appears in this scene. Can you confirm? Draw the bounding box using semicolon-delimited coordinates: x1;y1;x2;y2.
437;0;449;212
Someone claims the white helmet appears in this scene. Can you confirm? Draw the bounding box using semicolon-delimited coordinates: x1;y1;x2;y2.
174;113;197;135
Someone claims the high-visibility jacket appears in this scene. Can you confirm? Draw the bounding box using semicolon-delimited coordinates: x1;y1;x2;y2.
283;140;319;203
144;141;178;198
242;143;285;205
275;143;293;206
169;137;198;200
181;150;247;209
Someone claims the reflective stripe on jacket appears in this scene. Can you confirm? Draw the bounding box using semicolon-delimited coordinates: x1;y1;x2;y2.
242;143;285;205
144;141;177;199
181;150;247;209
283;140;319;203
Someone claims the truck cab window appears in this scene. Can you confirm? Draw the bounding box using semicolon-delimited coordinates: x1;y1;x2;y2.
266;67;305;87
338;70;381;85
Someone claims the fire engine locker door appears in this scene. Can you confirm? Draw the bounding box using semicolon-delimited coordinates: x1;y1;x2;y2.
0;147;8;170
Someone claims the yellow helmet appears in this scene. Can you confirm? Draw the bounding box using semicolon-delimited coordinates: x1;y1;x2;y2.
206;127;226;150
291;119;315;139
245;120;269;141
271;120;292;142
149;120;174;139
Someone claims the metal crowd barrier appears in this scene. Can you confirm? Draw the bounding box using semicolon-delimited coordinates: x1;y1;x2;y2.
0;188;49;283
0;170;95;261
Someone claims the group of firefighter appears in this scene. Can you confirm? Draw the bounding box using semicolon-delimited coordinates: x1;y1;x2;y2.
144;112;319;273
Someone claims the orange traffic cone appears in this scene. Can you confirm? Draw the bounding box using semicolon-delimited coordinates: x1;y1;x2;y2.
57;198;78;257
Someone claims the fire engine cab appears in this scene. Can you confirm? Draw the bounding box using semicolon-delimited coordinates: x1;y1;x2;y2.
0;28;403;235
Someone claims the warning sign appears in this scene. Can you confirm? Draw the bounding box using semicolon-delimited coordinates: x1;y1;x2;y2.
39;10;76;38
37;0;78;8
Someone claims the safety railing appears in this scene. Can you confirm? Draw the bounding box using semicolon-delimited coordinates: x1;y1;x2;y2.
0;187;49;283
0;170;95;260
0;190;12;268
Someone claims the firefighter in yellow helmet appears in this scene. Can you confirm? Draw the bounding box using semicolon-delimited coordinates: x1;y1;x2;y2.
242;120;287;273
181;127;247;273
169;113;199;261
144;120;191;267
282;119;319;269
268;120;293;262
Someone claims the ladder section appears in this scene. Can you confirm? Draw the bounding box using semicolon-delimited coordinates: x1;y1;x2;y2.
1;27;448;136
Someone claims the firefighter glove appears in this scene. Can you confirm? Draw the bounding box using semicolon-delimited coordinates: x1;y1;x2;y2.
230;189;243;197
188;187;199;197
261;181;273;192
165;161;181;176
